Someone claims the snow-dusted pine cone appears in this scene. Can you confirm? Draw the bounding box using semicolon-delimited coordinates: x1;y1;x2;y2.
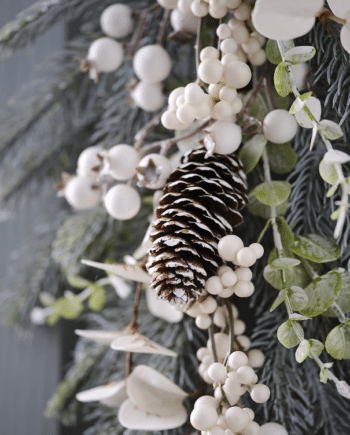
146;147;248;305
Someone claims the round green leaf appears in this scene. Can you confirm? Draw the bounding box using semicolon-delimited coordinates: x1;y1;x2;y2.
325;325;350;360
300;270;342;317
266;142;298;174
239;134;267;174
274;62;292;98
89;286;106;312
290;234;340;263
323;269;350;317
277;320;304;349
57;295;83;320
319;120;343;141
270;257;301;270
319;159;338;185
287;286;309;311
254;181;291;206
308;339;324;359
247;194;289;219
284;46;316;64
270;289;287;312
266;39;283;64
275;216;294;247
295;339;311;363
264;264;294;290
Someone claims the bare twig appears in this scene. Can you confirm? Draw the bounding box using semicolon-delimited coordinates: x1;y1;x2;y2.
134;109;166;151
156;9;171;45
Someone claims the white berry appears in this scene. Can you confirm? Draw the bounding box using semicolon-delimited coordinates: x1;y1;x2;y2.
263;110;298;144
198;59;224;84
170;9;199;33
235;247;257;267
196;314;212;329
242;37;261;55
220;38;238;54
228;350;248;369
200;296;218;314
194;395;218;409
250;384;271;403
236;365;256;384
107;144;139;181
225;407;250;432
213;100;234;120
137;153;172;189
100;4;133;39
217;23;232;40
243;408;255;421
219;86;238;102
248;49;267;66
249;243;264;258
133;45;172;83
190;405;218;431
206;276;224;295
233;281;254;297
242;421;260;435
77;146;103;180
191;0;209;17
205;121;242;154
224;61;252;89
221;53;239;65
200;46;220;61
131;81;164;112
233;3;251;21
177;0;193;13
197;347;211;361
185;83;205;105
231;25;249;44
157;0;178;9
104;185;141;220
220;271;237;287
64;177;101;210
218;265;234;276
208;426;226;435
234;267;252;281
208;362;227;383
234;318;246;335
213;307;227;327
259;423;289;435
218;235;244;261
219;286;235;298
87;37;124;72
177;103;197;124
248;349;265;368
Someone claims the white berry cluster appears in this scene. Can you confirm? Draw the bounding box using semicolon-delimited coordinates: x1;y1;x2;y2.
85;4;133;80
191;334;269;434
158;0;254;22
131;44;172;112
63;145;172;220
161;51;251;130
216;21;266;67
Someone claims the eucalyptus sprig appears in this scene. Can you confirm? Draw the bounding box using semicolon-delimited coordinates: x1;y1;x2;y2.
271;39;350;239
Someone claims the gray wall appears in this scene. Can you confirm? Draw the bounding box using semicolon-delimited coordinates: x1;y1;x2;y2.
0;1;63;434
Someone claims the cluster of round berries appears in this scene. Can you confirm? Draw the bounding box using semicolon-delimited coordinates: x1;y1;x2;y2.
63;145;172;220
191;335;269;434
216;20;266;67
131;45;172;112
161;54;251;133
158;0;253;22
84;4;133;80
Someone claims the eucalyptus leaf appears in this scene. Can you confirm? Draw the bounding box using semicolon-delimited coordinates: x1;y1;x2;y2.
266;142;298;174
67;275;91;289
270;289;287;311
319;120;343;140
239;134;267;174
287;286;309;311
270;257;301;270
277;320;304;349
324;149;350;164
295;339;311;363
320;363;334;384
56;295;83;320
319;159;338;185
253;181;291;206
289;314;310;321
274;62;292;97
290;234;340;263
326;183;339;198
295;97;321;129
325;325;350;360
275;216;294;247
88;286;106;312
247;193;289;219
284;46;316;64
308;339;324;358
323;269;350;317
266;39;283;64
300;270;342;317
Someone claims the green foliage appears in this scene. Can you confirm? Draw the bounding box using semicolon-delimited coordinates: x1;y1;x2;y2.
266;142;298;174
323;269;350;317
300;270;342;317
277;320;304;349
275;216;294;247
266;39;294;64
288;286;309;311
290;234;341;263
319;159;338;185
274;62;291;97
88;286;106;312
284;46;316;64
270;257;301;270
247;194;289;219
239;134;267;174
253;181;291;207
325;325;350;360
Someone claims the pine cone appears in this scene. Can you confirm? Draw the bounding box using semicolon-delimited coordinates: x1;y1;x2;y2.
146;147;248;305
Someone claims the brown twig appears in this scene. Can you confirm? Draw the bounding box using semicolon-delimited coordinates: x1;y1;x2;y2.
125;282;144;376
134;109;166;151
139;119;214;157
156;9;171;45
316;7;346;32
127;3;162;57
